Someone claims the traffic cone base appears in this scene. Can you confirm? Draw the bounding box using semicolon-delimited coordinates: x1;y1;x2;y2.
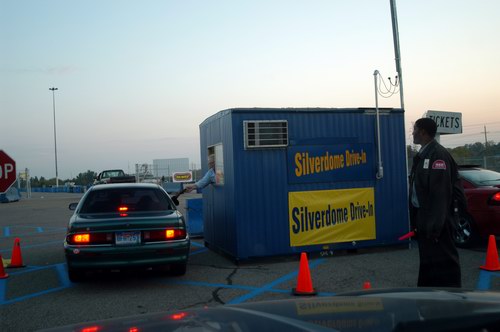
0;255;9;279
292;252;317;296
8;237;25;268
292;287;318;296
480;235;500;271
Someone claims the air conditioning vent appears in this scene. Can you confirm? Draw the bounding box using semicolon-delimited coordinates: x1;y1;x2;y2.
244;120;288;149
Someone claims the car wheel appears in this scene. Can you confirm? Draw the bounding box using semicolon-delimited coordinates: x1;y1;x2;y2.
68;267;85;282
453;213;477;248
170;263;187;276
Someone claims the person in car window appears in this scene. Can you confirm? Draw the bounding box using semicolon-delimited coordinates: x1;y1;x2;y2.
409;117;462;288
185;155;216;192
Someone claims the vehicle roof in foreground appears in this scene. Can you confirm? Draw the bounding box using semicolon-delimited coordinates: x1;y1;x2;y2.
40;288;500;332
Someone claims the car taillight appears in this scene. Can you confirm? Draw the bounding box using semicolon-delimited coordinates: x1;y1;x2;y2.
73;234;90;243
68;233;113;245
490;192;500;205
143;229;186;242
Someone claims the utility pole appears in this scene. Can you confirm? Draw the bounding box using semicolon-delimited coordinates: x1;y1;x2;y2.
49;87;59;187
483;125;489;148
390;0;405;110
483;125;489;168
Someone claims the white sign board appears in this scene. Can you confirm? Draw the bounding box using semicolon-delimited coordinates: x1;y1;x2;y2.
425;110;462;134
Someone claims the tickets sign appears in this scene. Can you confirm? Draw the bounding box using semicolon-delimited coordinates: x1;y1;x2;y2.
289;187;376;247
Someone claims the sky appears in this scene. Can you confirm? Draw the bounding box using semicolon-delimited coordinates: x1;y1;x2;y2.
1;0;500;180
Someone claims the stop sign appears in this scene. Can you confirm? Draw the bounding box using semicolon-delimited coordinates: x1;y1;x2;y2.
0;150;17;193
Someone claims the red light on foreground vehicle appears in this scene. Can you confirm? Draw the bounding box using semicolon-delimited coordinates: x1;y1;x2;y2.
170;312;187;320
81;326;100;332
73;234;90;243
491;192;500;205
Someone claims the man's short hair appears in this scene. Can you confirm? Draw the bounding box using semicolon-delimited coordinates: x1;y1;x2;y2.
415;118;437;138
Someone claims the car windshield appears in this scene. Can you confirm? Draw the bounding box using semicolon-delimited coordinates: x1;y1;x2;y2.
79;188;174;213
459;169;500;186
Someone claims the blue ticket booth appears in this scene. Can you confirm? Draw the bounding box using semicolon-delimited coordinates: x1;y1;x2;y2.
198;108;408;260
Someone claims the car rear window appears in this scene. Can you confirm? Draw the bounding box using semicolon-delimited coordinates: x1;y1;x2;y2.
459;169;500;186
79;188;175;213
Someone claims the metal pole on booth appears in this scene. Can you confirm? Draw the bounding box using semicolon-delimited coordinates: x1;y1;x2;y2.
49;87;59;187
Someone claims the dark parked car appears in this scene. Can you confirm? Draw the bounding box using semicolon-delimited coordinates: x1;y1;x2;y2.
64;183;190;282
454;165;500;247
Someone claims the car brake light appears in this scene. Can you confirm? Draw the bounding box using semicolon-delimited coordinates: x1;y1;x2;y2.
68;233;113;245
73;234;90;243
143;229;186;242
118;206;129;212
491;192;500;205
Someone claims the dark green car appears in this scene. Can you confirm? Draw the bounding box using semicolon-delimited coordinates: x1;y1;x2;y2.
64;183;190;282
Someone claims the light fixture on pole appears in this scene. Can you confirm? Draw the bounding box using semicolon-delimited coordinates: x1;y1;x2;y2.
49;87;59;187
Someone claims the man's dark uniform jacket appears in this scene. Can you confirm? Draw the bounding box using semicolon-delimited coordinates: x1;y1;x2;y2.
409;139;462;287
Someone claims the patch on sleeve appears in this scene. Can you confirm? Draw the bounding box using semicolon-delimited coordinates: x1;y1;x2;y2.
432;160;447;170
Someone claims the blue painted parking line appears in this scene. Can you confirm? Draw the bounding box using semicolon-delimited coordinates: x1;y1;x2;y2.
476;269;500;291
190;248;208;256
0;226;66;239
0;240;62;253
227;258;326;305
56;263;71;288
0;263;73;306
7;265;57;276
1;285;69;306
0;279;6;302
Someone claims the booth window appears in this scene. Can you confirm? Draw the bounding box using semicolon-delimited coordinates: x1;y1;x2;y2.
208;144;224;185
244;120;288;149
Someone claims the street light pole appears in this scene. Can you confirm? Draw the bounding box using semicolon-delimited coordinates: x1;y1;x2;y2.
49;87;59;187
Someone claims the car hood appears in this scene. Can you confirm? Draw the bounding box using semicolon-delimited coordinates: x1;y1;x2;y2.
39;288;500;332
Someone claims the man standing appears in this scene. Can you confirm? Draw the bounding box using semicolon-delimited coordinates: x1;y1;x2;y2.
185;155;216;192
409;117;462;287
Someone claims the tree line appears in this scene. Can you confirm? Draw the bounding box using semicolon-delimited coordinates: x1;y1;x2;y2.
408;141;500;171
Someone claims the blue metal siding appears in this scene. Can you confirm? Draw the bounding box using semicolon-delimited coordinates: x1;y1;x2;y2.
199;112;237;257
201;108;408;259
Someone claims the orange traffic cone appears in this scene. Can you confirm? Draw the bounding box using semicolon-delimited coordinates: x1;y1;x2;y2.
363;281;372;289
292;252;317;296
0;254;8;279
8;238;25;268
480;235;500;271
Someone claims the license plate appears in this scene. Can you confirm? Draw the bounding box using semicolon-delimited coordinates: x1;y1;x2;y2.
115;231;141;245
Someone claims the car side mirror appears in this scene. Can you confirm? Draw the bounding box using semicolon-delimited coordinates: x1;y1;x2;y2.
68;203;78;210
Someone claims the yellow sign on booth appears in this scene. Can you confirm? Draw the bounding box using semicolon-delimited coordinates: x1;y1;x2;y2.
289;187;376;247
